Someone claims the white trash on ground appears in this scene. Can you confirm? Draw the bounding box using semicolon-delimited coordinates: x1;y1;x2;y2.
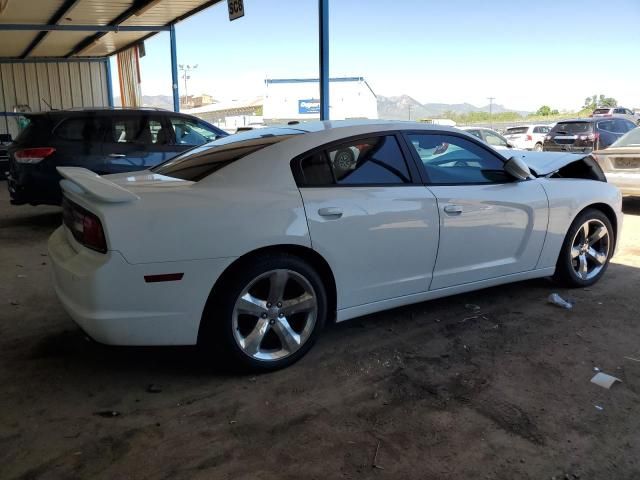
547;293;573;309
590;372;622;389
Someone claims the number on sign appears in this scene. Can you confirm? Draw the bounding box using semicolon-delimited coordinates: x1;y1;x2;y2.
227;0;244;21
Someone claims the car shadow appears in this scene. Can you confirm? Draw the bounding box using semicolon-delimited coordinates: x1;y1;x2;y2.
623;197;640;216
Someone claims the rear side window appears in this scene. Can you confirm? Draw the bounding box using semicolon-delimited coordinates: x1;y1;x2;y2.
109;116;165;145
152;134;298;181
55;117;104;141
551;122;592;134
296;135;412;186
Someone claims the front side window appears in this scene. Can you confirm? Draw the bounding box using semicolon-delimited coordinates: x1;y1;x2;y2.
407;133;509;185
296;135;412;186
170;117;222;145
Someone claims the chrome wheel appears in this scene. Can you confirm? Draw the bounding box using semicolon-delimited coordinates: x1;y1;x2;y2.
232;269;318;362
570;219;610;281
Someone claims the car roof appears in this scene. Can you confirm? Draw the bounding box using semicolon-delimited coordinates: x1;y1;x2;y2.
23;107;185;117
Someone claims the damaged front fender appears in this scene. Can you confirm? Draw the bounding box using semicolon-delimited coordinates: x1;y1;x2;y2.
512;151;607;181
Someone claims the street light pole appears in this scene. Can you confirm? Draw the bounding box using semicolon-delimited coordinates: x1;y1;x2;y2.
179;64;198;107
487;96;495;129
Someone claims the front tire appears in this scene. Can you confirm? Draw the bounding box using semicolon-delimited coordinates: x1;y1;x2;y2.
553;208;614;287
200;254;327;372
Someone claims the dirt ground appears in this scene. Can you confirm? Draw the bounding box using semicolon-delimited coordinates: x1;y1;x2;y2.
1;183;639;480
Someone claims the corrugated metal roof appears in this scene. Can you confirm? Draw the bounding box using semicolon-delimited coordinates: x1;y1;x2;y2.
0;0;221;59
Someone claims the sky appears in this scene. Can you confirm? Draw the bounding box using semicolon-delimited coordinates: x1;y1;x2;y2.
113;0;640;112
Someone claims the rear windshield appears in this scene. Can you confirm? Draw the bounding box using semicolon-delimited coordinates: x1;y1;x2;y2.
151;129;302;181
506;127;528;134
593;108;611;115
551;122;593;134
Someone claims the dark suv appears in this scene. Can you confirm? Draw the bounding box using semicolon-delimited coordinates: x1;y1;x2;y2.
0;133;11;180
7;108;227;205
543;118;636;153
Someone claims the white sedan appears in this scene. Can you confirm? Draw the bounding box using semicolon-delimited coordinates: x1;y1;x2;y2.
49;121;622;371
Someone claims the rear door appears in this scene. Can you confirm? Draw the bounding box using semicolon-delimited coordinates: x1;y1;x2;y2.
404;132;548;290
294;133;440;309
102;114;178;173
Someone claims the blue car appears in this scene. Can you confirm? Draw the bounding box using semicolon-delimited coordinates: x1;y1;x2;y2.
7;108;227;206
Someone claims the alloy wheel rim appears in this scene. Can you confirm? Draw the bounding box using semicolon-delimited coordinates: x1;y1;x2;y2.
232;269;317;361
570;219;610;281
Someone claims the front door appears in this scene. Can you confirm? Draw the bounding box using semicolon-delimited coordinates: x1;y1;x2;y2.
295;134;440;309
404;132;548;290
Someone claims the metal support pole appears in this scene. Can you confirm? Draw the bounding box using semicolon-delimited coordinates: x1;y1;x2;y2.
318;0;329;121
105;58;114;107
170;24;180;112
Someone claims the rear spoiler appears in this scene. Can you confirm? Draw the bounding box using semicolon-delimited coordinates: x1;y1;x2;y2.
57;167;139;203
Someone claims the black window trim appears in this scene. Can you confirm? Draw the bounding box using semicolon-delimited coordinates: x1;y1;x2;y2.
291;131;422;188
400;130;518;187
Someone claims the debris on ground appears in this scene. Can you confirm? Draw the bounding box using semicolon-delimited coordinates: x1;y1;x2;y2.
548;293;573;310
465;304;481;312
594;405;604;411
372;441;384;470
590;372;621;389
10;301;19;306
146;384;162;393
94;410;121;418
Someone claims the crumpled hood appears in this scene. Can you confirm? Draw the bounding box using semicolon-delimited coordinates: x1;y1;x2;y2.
508;150;591;176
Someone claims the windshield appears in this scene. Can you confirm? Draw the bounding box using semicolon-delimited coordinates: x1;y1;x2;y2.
551;122;593;134
151;128;303;181
610;127;640;148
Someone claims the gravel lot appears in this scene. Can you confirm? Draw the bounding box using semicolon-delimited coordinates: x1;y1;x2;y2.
1;183;639;480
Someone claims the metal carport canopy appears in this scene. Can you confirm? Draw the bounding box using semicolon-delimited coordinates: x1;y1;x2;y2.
0;0;330;117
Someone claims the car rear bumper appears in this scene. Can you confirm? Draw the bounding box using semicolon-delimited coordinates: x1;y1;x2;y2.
7;167;62;205
543;144;593;153
48;226;235;346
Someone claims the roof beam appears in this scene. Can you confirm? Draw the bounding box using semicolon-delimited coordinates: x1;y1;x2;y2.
64;0;161;58
20;0;81;59
5;24;171;32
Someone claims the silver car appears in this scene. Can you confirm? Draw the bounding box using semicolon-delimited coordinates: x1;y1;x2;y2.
593;127;640;196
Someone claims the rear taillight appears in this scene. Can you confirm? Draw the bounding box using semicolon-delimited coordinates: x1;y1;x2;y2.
62;198;107;253
526;135;533;141
14;147;56;164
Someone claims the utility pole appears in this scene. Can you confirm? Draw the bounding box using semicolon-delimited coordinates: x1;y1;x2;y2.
178;64;198;107
487;96;495;129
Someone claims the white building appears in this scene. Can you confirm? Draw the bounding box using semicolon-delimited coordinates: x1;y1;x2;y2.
263;77;378;124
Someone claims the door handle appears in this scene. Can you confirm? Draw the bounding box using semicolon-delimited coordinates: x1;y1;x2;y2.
318;207;343;218
443;204;463;215
108;153;126;158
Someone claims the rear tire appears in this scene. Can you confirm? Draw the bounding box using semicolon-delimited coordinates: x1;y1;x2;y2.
534;142;543;151
553;208;614;287
199;254;327;372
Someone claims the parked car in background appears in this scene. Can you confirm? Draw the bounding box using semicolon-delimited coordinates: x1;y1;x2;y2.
504;125;551;151
48;120;620;371
543;118;636;153
592;107;640;125
0;133;11;179
592;127;640;196
7;108;227;206
458;127;514;150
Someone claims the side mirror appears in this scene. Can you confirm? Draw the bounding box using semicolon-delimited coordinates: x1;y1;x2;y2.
505;156;533;180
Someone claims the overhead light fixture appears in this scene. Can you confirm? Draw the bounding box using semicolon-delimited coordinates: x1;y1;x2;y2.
134;0;163;16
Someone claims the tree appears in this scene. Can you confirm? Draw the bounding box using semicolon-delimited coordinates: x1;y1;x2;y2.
583;94;617;110
536;105;552;116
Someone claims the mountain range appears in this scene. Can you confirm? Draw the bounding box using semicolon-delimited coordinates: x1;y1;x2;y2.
120;94;531;119
377;95;530;120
